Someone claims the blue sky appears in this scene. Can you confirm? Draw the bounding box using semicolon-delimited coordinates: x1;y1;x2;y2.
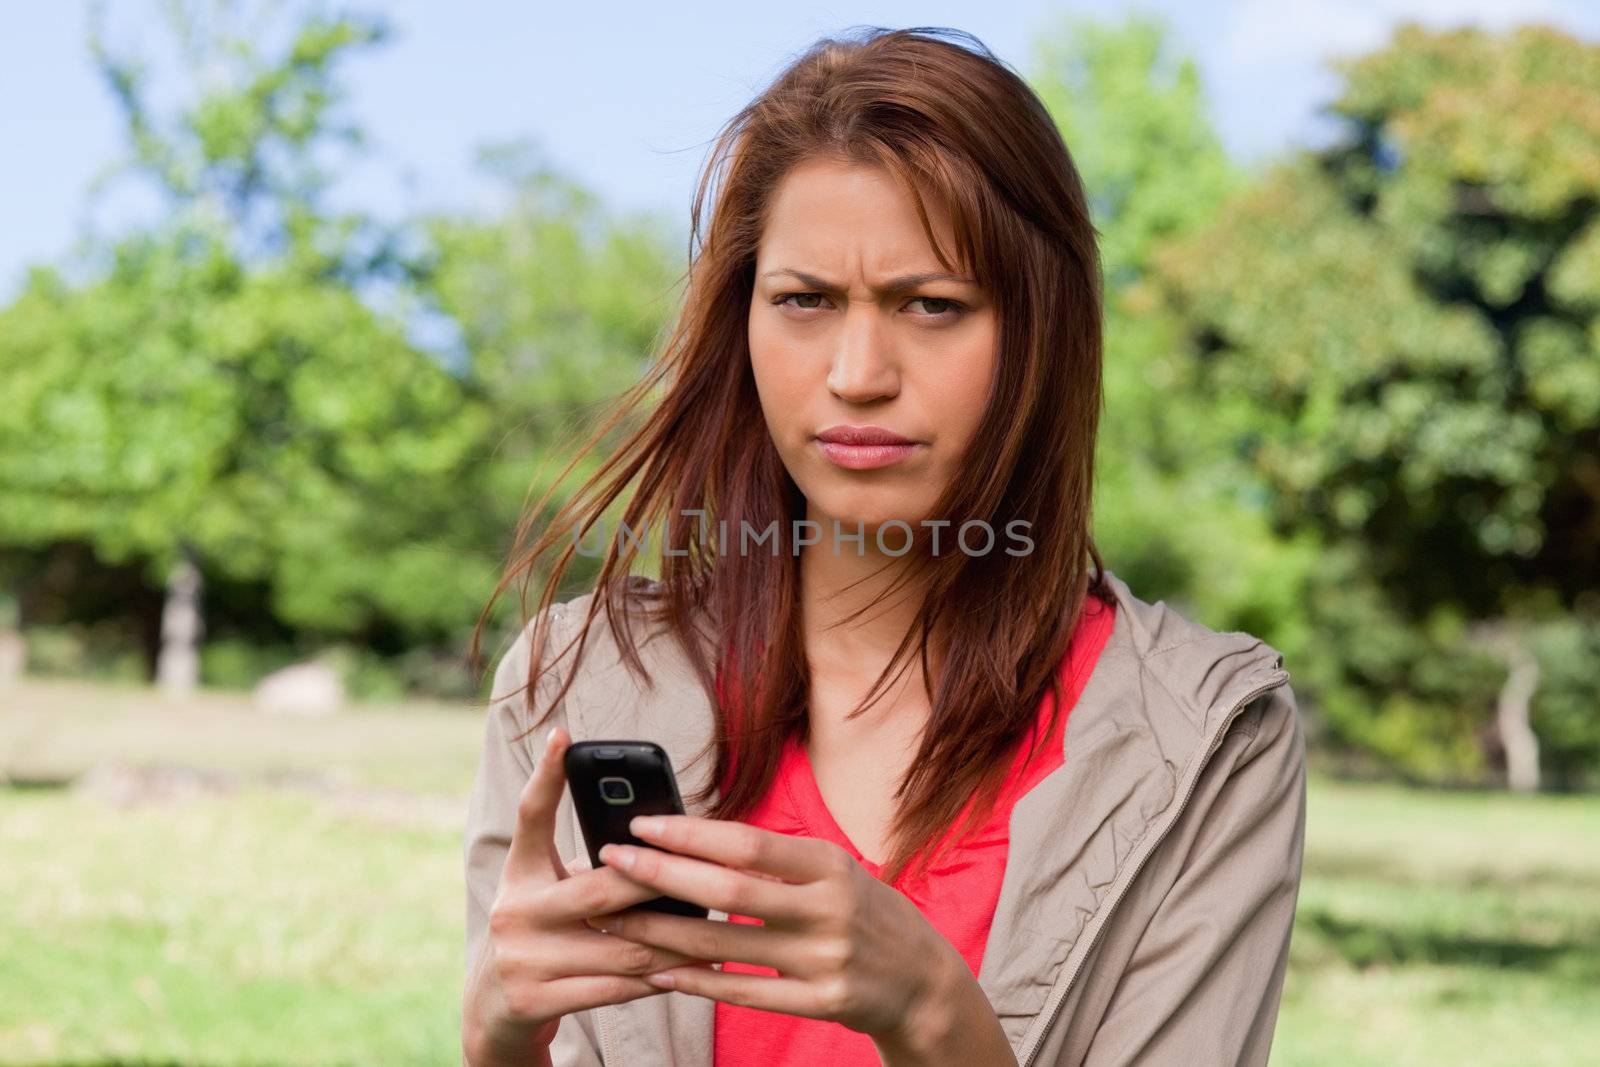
3;0;1597;301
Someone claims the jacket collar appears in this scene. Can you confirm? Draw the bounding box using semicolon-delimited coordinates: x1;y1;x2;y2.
559;568;1289;1063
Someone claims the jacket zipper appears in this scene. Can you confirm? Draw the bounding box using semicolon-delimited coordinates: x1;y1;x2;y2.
1016;671;1290;1067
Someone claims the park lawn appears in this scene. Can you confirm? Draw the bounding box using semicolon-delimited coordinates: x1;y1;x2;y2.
1;677;1598;1065
1;787;463;1066
1;676;488;794
2;678;483;1065
1275;776;1600;1067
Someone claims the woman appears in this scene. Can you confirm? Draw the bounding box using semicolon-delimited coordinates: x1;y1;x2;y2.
462;25;1306;1067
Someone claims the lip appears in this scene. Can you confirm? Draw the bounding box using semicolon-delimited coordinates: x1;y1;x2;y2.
815;424;918;446
813;425;923;470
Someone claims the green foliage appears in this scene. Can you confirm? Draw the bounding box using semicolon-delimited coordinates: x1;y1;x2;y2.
1029;15;1322;664
1529;614;1600;789
1150;22;1600;781
0;1;522;667
0;231;500;641
318;644;409;702
20;622;147;683
1290;544;1503;780
425;140;684;416
3;5;1593;789
198;638;476;702
1030;12;1241;287
415;139;685;600
199;637;299;691
0;2;686;687
86;0;391;268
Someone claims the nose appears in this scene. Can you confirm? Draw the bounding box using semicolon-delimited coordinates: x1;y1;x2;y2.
824;303;899;403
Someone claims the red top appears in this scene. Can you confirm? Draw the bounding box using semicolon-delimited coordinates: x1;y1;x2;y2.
711;591;1117;1065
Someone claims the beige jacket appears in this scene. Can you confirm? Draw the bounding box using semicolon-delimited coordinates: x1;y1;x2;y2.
464;568;1307;1066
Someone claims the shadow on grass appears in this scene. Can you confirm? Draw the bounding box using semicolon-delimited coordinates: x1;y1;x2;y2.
2;776;75;790
1301;907;1600;980
1304;849;1600;892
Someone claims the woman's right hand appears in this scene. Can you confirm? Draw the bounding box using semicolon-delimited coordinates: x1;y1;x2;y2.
463;725;717;1067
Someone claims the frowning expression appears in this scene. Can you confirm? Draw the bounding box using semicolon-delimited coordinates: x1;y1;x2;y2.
748;157;998;538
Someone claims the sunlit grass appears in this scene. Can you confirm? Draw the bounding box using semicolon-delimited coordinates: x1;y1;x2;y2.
2;676;486;794
1;679;1597;1065
0;788;463;1065
1275;778;1600;1067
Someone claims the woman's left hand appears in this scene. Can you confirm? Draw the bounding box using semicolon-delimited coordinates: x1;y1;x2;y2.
586;813;963;1046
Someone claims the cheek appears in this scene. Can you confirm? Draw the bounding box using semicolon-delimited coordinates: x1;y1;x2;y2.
925;330;998;455
748;324;809;435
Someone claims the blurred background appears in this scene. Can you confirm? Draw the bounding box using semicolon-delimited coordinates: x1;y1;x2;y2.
2;1;1597;1064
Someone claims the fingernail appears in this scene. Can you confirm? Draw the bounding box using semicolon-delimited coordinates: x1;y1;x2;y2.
600;844;636;871
643;971;676;988
630;815;662;838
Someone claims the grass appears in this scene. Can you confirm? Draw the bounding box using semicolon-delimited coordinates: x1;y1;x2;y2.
1;676;487;795
2;678;482;1066
1275;777;1600;1067
2;676;1598;1065
1;788;462;1066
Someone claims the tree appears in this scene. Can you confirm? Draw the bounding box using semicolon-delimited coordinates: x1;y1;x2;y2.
1148;23;1600;788
0;1;497;693
1027;15;1326;669
413;140;685;604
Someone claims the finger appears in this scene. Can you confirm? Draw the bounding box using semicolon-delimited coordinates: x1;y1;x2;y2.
509;864;687;927
521;925;717;977
587;907;800;975
521;966;726;1020
528;973;670;1018
598;843;814;924
640;966;824;1019
504;726;570;884
628;815;840;884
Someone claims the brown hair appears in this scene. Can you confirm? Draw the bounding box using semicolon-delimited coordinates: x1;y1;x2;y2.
470;24;1108;887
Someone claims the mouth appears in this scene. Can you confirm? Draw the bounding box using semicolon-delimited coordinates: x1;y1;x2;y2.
813;425;923;470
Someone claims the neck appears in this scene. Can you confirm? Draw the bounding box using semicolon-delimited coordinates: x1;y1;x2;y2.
797;507;947;733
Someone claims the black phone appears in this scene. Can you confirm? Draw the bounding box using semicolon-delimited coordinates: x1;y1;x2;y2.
564;739;710;919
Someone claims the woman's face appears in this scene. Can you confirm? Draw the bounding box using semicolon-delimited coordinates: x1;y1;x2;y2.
748;157;997;541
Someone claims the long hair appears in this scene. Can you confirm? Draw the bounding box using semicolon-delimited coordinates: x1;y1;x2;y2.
469;24;1108;887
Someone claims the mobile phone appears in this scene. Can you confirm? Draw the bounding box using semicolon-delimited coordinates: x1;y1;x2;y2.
564;739;710;919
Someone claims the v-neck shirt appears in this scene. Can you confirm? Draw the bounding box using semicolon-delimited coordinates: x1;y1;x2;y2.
711;591;1116;1064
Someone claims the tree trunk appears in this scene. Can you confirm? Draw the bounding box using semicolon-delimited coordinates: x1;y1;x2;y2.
157;545;203;698
1469;619;1541;793
1495;640;1541;793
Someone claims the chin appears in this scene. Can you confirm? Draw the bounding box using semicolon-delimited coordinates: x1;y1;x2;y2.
809;493;931;539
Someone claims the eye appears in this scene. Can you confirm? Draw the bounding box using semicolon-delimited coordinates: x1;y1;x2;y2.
772;292;967;320
774;292;831;311
907;296;965;318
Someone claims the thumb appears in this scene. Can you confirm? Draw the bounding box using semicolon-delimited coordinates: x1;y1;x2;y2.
503;725;569;885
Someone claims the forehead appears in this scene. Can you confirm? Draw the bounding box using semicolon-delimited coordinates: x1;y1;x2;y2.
757;157;963;273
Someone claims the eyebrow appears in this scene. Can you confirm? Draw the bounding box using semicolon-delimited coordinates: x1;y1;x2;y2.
760;267;978;296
